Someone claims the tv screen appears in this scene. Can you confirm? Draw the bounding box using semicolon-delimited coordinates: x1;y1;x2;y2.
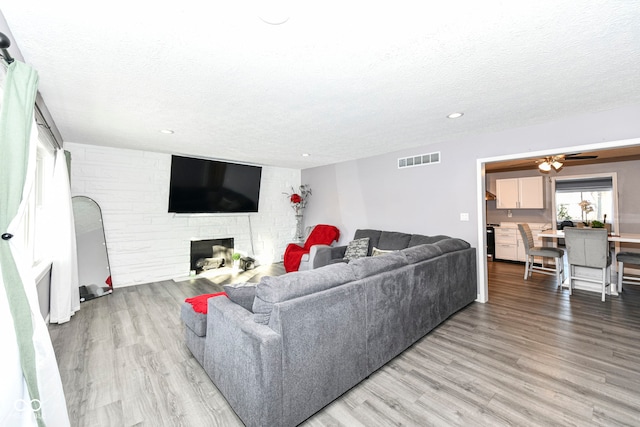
168;155;262;214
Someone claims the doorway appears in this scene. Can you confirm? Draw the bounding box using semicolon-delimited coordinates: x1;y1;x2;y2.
476;137;640;302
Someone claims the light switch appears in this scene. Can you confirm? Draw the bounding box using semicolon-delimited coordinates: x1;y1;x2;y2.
460;212;469;221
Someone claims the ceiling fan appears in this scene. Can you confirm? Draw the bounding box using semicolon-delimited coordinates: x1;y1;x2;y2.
537;153;598;172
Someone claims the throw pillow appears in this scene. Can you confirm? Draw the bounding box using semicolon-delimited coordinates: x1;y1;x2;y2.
343;237;370;261
223;283;257;312
371;246;394;257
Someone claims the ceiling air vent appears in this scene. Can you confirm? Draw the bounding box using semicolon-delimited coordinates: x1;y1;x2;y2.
397;151;440;169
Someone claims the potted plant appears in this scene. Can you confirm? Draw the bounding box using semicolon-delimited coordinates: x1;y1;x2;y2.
284;184;312;241
557;204;571;221
579;200;594;226
232;252;241;270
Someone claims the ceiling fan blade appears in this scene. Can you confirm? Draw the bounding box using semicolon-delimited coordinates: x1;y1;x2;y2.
532;152;597;168
564;155;598;160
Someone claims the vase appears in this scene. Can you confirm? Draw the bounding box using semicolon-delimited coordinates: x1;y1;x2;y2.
294;214;304;242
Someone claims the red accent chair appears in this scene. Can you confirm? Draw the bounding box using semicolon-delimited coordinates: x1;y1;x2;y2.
283;225;340;272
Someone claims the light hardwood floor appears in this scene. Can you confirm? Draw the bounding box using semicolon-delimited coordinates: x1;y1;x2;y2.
49;261;640;426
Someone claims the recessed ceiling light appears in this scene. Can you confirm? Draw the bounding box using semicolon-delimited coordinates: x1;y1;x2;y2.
447;112;464;119
302;153;310;157
257;0;290;25
259;15;290;25
160;129;174;134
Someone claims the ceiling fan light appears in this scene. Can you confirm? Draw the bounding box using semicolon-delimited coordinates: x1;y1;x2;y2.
551;160;563;170
538;161;551;172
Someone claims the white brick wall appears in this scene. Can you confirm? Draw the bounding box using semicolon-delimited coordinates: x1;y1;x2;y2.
66;143;300;287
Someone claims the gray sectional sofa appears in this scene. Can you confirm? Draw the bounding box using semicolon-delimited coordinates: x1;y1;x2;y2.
181;229;477;427
312;229;451;269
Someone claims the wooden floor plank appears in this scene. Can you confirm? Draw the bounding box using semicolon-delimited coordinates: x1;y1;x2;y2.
49;260;640;426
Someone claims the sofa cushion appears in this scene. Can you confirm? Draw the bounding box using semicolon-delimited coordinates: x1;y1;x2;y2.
408;234;450;247
253;263;357;325
378;231;412;250
223;283;257;312
372;247;394;257
349;252;409;280
181;302;208;337
433;238;471;253
401;244;444;264
343;237;370;261
353;229;382;256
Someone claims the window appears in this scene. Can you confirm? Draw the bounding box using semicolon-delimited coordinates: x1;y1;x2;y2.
23;124;56;267
33;141;55;263
554;175;616;231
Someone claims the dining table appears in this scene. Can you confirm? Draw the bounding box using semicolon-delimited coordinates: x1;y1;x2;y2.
537;229;640;296
538;229;640;243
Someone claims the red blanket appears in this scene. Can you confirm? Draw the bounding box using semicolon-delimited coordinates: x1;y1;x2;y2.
185;292;227;314
283;224;340;272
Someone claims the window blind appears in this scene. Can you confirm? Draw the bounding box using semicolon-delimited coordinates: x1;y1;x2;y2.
555;177;613;193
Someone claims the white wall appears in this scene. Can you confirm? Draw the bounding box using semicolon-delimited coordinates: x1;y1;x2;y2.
66;143;300;287
302;104;640;251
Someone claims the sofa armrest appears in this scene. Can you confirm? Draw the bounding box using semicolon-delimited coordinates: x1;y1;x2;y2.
313;245;347;268
300;244;332;270
205;297;283;427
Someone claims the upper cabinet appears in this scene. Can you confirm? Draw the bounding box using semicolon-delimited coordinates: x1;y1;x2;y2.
495;176;544;209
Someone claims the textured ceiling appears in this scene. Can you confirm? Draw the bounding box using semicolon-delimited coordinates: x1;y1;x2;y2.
2;1;640;169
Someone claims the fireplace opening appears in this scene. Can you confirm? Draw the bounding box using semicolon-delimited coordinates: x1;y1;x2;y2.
190;238;234;273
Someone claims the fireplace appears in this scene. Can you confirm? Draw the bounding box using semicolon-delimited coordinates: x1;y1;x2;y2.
190;238;234;272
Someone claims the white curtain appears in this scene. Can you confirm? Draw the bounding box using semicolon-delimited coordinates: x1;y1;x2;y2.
0;62;70;426
1;136;71;426
0;120;44;427
48;149;79;324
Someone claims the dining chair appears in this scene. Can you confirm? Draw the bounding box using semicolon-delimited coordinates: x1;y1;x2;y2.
564;227;611;301
517;224;565;287
616;252;640;293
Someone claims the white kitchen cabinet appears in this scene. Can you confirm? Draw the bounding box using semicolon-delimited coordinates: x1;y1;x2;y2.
493;223;549;262
495;243;516;261
495;227;518;261
516;237;527;262
518;176;544;208
495;176;544;209
495;178;519;209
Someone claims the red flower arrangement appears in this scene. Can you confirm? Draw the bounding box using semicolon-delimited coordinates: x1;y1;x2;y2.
284;184;311;215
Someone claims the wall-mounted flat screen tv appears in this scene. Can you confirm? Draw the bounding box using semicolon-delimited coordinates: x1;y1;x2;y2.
168;155;262;214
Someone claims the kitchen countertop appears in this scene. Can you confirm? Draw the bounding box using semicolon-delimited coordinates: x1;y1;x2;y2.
491;222;552;229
